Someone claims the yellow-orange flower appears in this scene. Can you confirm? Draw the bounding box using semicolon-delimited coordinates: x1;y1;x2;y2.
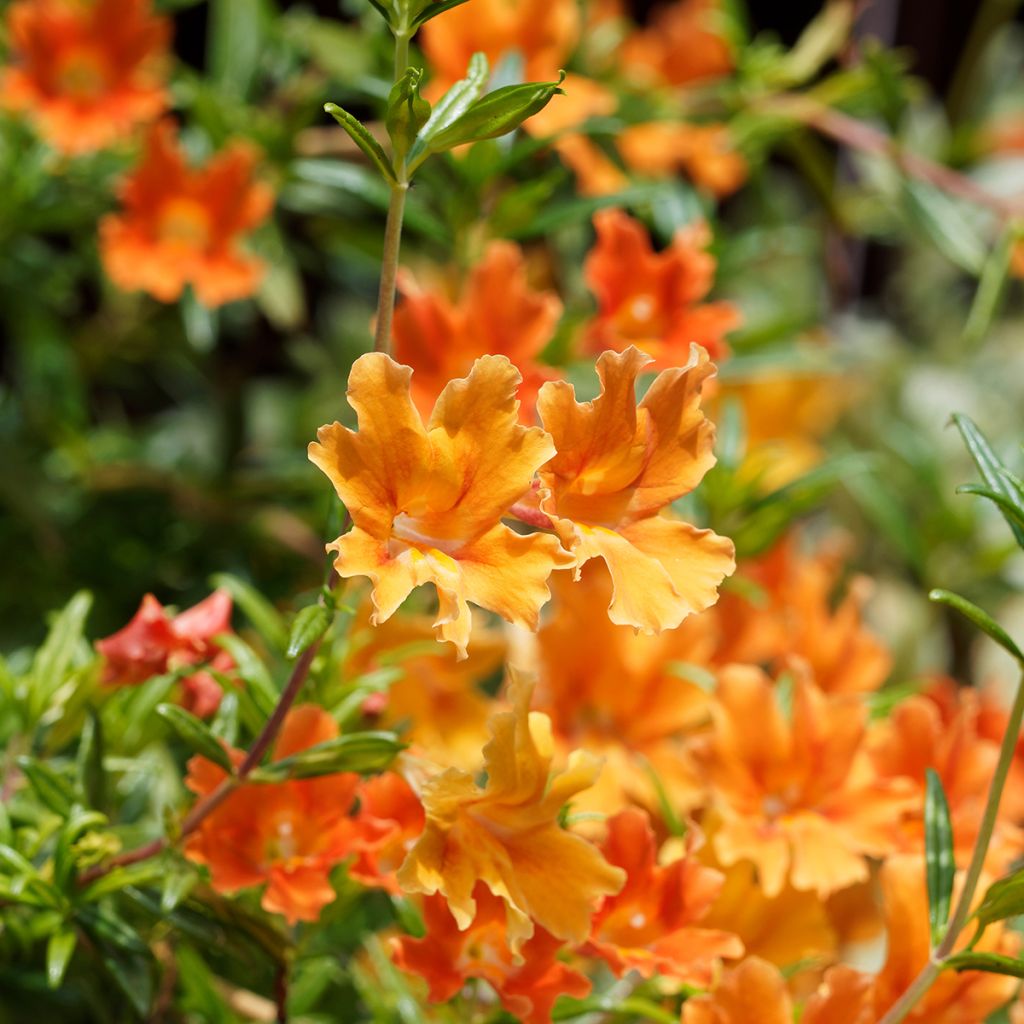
582;210;740;365
396;677;626;954
100;120;274;307
619;0;733;89
538;344;735;634
619;122;747;197
694;665;911;899
420;0;579;94
309;353;573;659
184;705;359;924
1;0;170;155
582;809;742;984
392;885;590;1023
682;956;874;1024
393;241;561;422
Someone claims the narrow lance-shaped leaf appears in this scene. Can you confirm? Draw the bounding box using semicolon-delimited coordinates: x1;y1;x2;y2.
957;484;1024;535
210;572;288;652
16;756;76;815
287;603;332;660
944;950;1024;979
46;927;77;989
324;102;398;184
155;704;235;773
924;767;955;946
929;589;1024;664
962;227;1015;348
952;413;1024;549
411;0;471;26
421;72;566;157
248;732;404;781
409;51;489;164
386;66;431;166
970;870;1024;947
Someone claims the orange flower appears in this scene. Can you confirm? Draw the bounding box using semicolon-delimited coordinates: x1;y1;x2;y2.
184;705;360;924
694;665;911;898
619;122;747;197
582;210;739;365
393;241;562;422
537;344;735;634
96;589;235;717
682;956;874;1024
396;677;626;954
552;133;629;196
1;0;169;155
348;771;426;893
868;679;1024;873
530;561;713;819
619;0;733;89
99;120;274;307
309;353;573;659
420;0;578;94
582;809;742;983
392;884;590;1023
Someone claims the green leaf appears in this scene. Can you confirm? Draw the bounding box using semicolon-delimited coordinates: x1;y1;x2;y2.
386;67;431;166
210;573;288;652
422;73;565;156
16;756;76;815
46;927;77;988
54;806;109;890
212;633;278;717
902;180;987;274
962;227;1015;347
324;102;398;184
31;591;92;710
924;768;955;946
160;861;197;914
928;589;1024;663
971;871;1024;941
944;950;1024;979
207;0;266;101
77;709;106;811
952;414;1024;549
391;895;426;937
957;484;1024;534
79;861;167;903
775;0;855;86
410;51;489;164
156;704;235;773
248;732;403;781
411;0;471;26
287;604;332;660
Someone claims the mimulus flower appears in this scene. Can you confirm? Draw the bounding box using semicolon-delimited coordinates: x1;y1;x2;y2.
582;809;743;984
309;353;574;659
1;0;170;155
347;771;426;893
184;705;360;924
392;241;562;422
583;210;740;365
100;120;274;307
396;677;626;954
694;665;912;899
537;344;735;634
420;0;578;94
96;589;234;717
392;885;590;1023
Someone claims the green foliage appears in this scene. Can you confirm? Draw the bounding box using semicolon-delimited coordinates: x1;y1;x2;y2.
924;768;955;946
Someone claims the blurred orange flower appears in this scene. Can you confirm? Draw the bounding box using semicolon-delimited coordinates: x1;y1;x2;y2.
1;0;170;155
694;665;911;898
396;677;625;954
393;241;561;421
869;679;1024;873
582;210;739;365
538;344;735;633
348;771;426;893
184;705;359;924
96;589;234;717
619;0;733;89
392;884;590;1023
619;122;747;197
99;120;274;307
309;353;573;658
420;0;578;94
582;809;742;983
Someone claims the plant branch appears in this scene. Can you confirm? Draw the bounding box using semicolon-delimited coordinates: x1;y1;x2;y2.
876;664;1024;1024
373;181;408;354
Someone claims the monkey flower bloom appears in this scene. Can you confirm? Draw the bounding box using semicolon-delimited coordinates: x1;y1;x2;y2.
184;705;360;924
100;120;274;307
682;956;873;1024
96;589;234;717
396;677;626;954
582;809;743;984
694;665;912;899
538;344;735;634
309;353;573;659
392;885;590;1023
393;241;562;422
583;210;740;366
1;0;170;155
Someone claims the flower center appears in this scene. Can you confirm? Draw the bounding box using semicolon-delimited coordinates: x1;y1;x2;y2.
157;197;212;249
390;513;464;557
615;291;662;338
54;48;109;100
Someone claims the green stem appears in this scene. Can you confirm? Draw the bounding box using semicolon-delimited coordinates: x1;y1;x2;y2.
373;182;408;354
877;665;1024;1024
